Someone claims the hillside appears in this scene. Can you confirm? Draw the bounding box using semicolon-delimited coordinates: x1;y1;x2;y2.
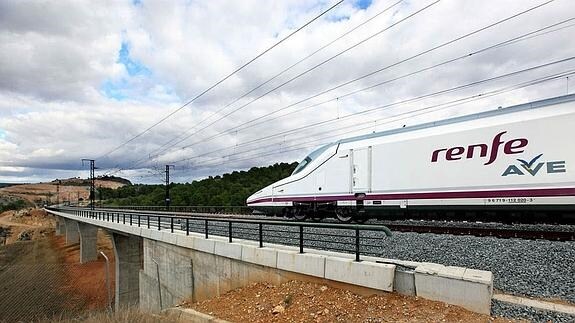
102;162;297;207
0;177;131;208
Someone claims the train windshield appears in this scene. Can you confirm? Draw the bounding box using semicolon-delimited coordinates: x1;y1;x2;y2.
292;143;333;175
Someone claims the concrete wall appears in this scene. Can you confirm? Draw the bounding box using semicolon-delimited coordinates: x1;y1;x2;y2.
139;238;396;312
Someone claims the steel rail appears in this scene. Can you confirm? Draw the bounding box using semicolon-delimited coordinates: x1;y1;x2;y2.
64;206;573;241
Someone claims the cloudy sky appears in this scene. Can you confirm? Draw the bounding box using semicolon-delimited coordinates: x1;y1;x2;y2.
0;0;574;184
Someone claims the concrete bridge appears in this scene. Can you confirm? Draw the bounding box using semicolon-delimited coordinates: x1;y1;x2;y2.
47;207;494;314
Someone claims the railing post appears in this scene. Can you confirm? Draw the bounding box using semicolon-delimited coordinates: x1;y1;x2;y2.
123;213;125;224
170;217;174;233
355;227;360;262
204;220;208;239
259;223;263;248
186;218;189;236
158;216;161;231
299;225;304;254
106;212;109;222
138;214;140;227
130;214;132;226
147;215;150;229
228;222;232;243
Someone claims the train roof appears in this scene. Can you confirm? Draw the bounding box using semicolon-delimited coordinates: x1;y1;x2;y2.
337;94;575;145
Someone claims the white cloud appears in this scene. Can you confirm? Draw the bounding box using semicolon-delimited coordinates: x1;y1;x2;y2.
0;0;574;184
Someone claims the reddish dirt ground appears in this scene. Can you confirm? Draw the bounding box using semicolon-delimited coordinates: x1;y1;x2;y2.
187;281;521;323
54;229;116;311
0;209;116;321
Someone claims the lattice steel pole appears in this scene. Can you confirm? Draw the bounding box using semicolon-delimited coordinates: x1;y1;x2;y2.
56;179;61;205
82;159;96;210
165;165;174;211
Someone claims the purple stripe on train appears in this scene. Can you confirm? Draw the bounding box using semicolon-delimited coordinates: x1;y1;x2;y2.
247;187;575;205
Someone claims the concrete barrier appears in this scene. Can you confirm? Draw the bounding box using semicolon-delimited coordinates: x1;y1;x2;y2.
325;256;395;292
414;263;493;314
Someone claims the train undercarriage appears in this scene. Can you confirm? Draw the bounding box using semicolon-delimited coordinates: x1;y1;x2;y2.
273;202;575;224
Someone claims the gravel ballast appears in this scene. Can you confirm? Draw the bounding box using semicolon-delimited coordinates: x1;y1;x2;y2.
375;231;575;303
491;299;575;323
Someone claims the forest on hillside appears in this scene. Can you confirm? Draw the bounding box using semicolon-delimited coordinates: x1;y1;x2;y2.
100;162;297;206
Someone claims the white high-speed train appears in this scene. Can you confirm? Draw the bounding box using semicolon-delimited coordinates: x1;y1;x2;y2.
247;94;575;223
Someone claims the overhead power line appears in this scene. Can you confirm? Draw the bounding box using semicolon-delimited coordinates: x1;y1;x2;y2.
178;69;575;176
96;0;345;160
104;0;441;175
171;57;575;165
172;18;575;154
153;0;405;154
139;0;557;166
126;58;575;180
107;0;558;178
149;0;442;158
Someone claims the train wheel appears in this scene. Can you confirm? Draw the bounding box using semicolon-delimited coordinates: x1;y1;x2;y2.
335;208;353;223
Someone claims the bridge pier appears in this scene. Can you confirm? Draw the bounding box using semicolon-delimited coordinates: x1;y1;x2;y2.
64;218;79;245
55;217;65;236
111;232;142;309
77;223;98;263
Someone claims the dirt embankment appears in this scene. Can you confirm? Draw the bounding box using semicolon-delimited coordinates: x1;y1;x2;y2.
187;280;520;323
0;209;116;321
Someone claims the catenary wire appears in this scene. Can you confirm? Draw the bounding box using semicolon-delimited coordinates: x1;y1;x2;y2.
167;18;575;155
146;0;555;165
129;62;574;180
107;0;558;177
174;70;575;177
96;0;345;161
170;59;575;165
145;0;442;158
153;0;405;154
104;0;442;175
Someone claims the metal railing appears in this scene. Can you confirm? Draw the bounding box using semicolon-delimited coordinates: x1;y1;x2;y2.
95;205;253;215
48;207;392;262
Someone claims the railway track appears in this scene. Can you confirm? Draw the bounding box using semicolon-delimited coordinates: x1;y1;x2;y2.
382;223;574;241
95;207;574;241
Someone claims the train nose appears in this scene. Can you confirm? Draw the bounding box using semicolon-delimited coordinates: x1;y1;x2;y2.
246;185;272;205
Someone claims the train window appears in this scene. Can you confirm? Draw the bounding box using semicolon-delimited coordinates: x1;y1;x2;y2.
292;157;311;175
292;143;333;175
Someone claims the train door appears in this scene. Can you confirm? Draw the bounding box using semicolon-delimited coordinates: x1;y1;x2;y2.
351;146;372;192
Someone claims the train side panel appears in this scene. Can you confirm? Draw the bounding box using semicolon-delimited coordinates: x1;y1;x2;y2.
247;95;575;219
366;102;575;206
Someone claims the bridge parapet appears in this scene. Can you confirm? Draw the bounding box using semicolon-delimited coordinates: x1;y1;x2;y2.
45;207;493;315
